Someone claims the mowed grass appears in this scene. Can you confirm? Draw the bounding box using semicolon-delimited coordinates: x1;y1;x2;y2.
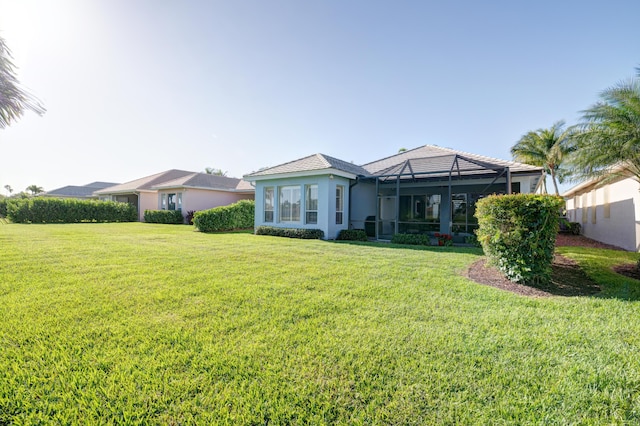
1;224;640;424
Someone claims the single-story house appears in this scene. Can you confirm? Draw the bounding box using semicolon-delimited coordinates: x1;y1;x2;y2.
563;167;639;251
43;182;119;199
244;145;544;240
94;170;254;221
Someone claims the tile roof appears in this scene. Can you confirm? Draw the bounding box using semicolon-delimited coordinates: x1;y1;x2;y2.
94;170;194;194
245;153;369;178
245;145;542;180
362;145;542;175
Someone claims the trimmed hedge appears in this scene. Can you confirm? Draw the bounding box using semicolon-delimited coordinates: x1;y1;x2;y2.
391;233;431;246
255;226;324;239
475;194;564;285
6;198;137;223
144;209;184;224
336;229;368;241
193;200;255;232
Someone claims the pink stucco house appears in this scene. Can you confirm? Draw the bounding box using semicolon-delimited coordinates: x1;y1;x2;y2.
94;170;254;222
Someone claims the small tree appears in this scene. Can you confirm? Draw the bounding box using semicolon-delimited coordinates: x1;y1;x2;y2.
26;185;44;196
3;185;12;196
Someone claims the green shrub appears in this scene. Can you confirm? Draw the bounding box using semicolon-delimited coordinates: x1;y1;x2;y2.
391;233;431;246
336;229;368;241
144;209;184;224
193;200;255;232
6;198;137;223
475;194;564;285
559;219;581;235
255;226;324;239
0;198;6;218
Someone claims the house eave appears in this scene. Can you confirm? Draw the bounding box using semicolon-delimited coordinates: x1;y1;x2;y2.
244;168;359;182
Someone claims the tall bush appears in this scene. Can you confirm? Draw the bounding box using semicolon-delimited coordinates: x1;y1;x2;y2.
193;200;255;232
475;194;564;284
6;198;137;223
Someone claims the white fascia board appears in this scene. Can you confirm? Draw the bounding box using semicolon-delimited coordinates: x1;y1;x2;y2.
244;168;358;182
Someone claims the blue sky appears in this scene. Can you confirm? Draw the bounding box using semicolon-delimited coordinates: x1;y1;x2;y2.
1;0;638;194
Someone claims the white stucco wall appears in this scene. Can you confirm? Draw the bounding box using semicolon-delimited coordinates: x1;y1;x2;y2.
253;175;350;240
565;177;640;251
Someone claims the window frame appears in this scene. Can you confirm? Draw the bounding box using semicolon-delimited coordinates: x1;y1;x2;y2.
264;187;274;223
335;185;344;225
305;184;318;224
279;185;301;223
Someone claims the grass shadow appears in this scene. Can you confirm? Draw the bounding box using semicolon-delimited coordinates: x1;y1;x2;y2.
329;239;484;255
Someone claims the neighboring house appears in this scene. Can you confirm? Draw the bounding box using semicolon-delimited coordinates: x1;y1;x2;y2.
244;145;544;240
563;168;638;251
150;172;254;214
94;170;254;221
43;182;119;199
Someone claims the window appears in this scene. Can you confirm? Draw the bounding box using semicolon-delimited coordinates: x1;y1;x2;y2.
604;186;610;218
279;186;301;222
335;185;344;224
264;187;274;222
305;184;318;224
162;193;181;211
582;193;588;223
591;190;597;224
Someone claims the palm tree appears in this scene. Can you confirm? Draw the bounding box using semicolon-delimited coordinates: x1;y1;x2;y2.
0;35;45;129
204;167;227;176
571;68;640;184
511;120;574;195
4;185;12;196
26;185;44;196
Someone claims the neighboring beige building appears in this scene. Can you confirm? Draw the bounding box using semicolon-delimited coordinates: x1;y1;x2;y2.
94;170;254;222
563;170;640;252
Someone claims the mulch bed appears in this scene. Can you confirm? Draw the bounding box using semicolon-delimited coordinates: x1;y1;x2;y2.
466;234;629;297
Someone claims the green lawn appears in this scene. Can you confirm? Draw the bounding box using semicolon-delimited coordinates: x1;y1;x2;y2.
1;223;640;424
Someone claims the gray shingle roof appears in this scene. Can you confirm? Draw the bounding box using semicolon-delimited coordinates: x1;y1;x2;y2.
44;182;120;198
94;170;194;194
151;173;254;192
245;153;369;178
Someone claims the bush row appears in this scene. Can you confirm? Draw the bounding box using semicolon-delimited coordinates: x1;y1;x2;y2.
475;194;564;285
6;198;137;223
144;209;184;224
336;229;368;241
391;233;431;246
193;200;255;232
0;198;6;217
255;226;324;239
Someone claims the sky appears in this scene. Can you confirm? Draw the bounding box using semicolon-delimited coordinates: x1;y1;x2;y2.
0;0;638;195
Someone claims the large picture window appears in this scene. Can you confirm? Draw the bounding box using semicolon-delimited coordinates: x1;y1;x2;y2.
335;185;344;224
305;184;318;224
279;186;301;222
264;187;274;222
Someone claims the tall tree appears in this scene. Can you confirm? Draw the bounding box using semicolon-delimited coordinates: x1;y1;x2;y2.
571;67;640;183
511;120;574;195
0;35;45;129
205;167;227;176
26;185;44;195
4;184;12;195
